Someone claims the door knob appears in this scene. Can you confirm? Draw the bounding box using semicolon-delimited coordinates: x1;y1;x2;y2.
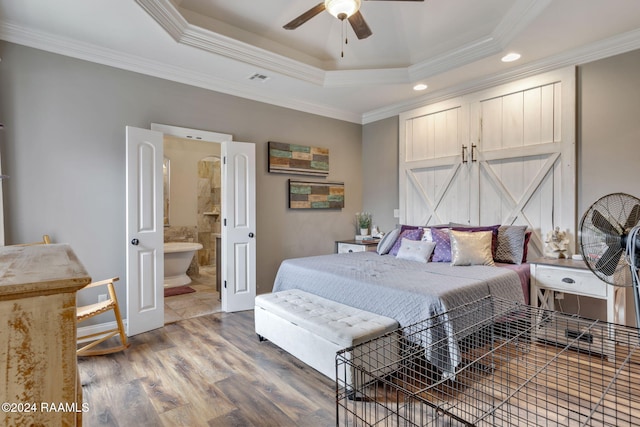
248;232;255;238
131;238;139;246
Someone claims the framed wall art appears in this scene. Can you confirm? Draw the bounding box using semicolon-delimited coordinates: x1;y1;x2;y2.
288;180;344;209
269;141;329;176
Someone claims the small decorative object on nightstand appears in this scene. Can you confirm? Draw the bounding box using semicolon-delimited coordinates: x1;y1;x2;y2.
371;225;384;239
355;212;372;239
336;239;379;254
543;226;571;259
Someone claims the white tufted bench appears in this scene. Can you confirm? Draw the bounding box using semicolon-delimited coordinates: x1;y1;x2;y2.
255;289;399;385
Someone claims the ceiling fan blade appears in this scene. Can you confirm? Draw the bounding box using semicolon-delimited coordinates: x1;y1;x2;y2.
348;11;372;40
592;209;621;236
624;204;640;229
283;2;326;30
595;244;624;276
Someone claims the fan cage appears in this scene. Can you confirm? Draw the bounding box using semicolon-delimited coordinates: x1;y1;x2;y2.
336;296;640;426
579;192;640;287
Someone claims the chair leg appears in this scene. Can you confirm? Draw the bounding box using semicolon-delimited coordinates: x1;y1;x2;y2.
77;283;130;357
77;328;130;356
113;303;128;349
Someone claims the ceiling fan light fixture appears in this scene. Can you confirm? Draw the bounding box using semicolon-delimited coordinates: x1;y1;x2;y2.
325;0;361;20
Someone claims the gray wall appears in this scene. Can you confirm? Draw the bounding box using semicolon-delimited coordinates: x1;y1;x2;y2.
362;48;640;324
362;116;399;234
575;49;640;325
0;42;362;309
578;49;640;216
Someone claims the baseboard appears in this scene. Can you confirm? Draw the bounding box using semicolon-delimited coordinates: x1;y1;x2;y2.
77;320;128;343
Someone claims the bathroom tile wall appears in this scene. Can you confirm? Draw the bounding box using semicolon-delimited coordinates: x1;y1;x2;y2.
197;158;221;267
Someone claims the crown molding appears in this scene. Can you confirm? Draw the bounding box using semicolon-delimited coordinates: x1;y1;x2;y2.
408;36;501;82
2;4;639;127
493;0;553;44
0;21;362;123
136;0;327;86
179;25;326;86
362;27;640;124
134;0;548;89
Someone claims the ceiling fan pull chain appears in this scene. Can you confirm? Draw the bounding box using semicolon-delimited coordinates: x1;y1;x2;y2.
341;19;346;58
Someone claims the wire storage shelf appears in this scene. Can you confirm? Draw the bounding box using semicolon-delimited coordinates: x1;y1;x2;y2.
336;296;640;426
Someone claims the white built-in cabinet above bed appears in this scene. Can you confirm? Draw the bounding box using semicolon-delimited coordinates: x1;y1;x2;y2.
399;67;576;259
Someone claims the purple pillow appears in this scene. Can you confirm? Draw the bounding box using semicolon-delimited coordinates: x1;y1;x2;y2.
390;229;423;256
431;227;452;262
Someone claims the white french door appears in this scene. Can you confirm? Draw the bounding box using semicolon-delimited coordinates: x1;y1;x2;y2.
125;126;164;336
126;124;257;336
222;141;256;312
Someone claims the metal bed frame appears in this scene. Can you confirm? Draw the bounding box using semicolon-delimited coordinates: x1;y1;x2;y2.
336;296;640;426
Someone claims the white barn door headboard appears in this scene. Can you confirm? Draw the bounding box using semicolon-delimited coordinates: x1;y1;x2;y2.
399;67;576;258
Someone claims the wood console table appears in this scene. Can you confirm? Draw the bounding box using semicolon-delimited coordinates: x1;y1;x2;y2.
0;244;91;427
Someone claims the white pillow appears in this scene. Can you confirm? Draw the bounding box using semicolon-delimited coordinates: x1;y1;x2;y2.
450;230;495;266
396;238;436;263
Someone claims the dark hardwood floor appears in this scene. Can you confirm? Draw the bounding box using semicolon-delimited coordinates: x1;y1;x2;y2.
78;310;335;426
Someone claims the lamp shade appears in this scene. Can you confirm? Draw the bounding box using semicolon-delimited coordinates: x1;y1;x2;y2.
324;0;361;20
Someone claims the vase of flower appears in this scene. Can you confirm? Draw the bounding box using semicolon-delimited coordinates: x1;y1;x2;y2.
356;212;372;236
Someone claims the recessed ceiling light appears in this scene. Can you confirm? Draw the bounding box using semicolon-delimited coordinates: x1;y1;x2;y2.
413;83;428;91
501;53;521;63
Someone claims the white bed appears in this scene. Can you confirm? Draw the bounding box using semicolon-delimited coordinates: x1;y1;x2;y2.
272;251;527;376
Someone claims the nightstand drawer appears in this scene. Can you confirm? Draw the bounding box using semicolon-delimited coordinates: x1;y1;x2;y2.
534;266;607;298
337;243;367;253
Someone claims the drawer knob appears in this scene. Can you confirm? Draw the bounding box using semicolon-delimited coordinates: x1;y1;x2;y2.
562;277;575;284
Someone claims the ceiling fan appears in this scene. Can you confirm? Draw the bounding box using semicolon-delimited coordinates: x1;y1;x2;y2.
283;0;424;40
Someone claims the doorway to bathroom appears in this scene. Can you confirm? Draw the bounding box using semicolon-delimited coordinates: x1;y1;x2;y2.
162;135;223;324
125;124;256;336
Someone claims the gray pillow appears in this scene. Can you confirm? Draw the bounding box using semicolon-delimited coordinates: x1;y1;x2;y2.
376;228;400;255
495;225;527;264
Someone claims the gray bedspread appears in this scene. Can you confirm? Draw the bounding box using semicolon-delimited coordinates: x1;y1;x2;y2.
272;251;525;377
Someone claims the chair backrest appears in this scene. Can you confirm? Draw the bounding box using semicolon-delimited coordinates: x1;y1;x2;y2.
13;235;51;246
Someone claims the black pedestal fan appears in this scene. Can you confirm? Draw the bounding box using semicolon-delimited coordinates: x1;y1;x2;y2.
579;193;640;327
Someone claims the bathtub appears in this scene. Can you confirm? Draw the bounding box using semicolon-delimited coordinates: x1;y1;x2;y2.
164;242;203;288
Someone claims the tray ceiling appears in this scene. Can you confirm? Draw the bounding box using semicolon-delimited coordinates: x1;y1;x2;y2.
1;0;640;123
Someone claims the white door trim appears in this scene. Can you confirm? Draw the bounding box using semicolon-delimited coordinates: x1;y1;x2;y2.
151;123;232;143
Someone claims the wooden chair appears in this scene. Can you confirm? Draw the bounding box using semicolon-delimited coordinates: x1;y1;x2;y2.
76;277;129;356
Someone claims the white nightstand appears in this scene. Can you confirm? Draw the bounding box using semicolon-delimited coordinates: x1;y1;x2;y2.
529;257;627;358
336;239;379;254
529;257;626;326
